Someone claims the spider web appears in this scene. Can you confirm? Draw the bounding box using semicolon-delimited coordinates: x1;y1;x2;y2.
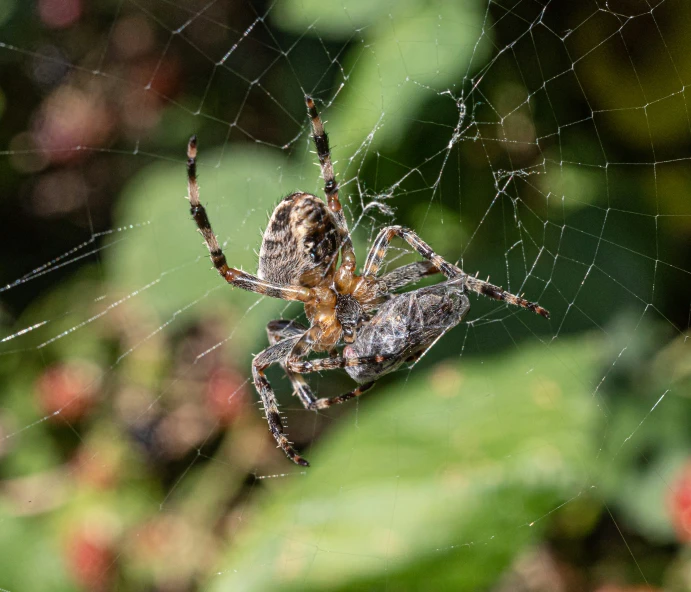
1;0;690;590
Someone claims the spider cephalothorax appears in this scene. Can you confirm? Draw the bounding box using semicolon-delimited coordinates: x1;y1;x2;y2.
186;96;549;466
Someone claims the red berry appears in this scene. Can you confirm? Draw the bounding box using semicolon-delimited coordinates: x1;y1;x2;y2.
205;368;248;426
669;461;691;542
35;360;101;422
67;528;116;592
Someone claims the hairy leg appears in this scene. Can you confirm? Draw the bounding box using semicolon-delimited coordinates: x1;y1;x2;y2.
284;329;376;410
305;97;356;276
187;136;312;303
252;335;309;466
363;225;549;318
266;320;316;409
379;260;439;291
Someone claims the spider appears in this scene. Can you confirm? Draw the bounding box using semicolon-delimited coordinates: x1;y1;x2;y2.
186;96;550;466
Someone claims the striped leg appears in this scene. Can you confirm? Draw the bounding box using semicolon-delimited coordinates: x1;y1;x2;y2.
379;260;439;291
266;320;316;410
305;97;356;274
307;382;375;410
187;136;312;303
363;225;461;279
362;225;550;318
287;351;394;375
284;331;377;410
252;335;310;467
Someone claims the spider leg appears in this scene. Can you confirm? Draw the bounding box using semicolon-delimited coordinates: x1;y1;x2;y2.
363;225;549;318
287;351;395;375
305;97;356;274
252;335;310;466
187;136;313;303
285;330;376;410
461;274;549;318
363;225;461;279
266;320;316;409
307;382;375;410
379;260;439;291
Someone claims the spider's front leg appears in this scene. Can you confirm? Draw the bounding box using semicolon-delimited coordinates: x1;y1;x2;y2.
252;335;310;466
307;382;375;410
285;331;376;410
186;136;313;303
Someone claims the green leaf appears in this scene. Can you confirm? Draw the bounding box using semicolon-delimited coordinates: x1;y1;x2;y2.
205;336;600;591
596;329;691;543
0;513;73;592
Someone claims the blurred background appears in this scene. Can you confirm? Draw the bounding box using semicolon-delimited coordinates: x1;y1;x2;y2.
1;0;690;590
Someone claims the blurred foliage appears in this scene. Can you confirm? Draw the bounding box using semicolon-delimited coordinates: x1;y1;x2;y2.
0;0;690;591
207;336;601;591
276;0;490;153
111;143;298;324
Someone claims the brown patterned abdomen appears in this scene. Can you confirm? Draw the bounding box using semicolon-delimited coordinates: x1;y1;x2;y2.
257;192;340;287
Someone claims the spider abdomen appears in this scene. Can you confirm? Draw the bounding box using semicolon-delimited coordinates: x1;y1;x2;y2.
344;281;470;383
257;192;340;287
